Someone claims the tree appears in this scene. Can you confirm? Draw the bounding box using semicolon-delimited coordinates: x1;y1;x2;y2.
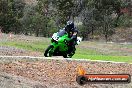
81;0;99;40
36;0;59;37
0;0;25;33
80;0;125;41
21;1;58;37
21;4;47;36
94;0;122;42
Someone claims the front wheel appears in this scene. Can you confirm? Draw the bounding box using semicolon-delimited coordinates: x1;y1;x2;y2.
44;45;54;57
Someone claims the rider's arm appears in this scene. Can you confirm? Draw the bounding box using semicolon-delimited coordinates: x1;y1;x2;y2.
71;32;77;40
71;29;78;40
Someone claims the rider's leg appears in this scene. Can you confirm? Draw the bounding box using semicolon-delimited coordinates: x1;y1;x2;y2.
68;39;76;54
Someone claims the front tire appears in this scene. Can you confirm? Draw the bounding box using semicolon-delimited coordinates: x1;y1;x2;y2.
44;45;54;57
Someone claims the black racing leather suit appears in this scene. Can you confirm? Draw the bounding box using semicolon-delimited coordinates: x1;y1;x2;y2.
58;27;78;54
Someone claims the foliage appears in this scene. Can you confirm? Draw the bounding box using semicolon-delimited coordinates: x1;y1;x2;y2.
117;14;132;27
0;0;131;40
0;0;25;33
80;0;128;41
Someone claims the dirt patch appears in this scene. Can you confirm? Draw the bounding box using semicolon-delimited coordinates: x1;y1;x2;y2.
0;46;42;56
0;72;47;88
0;57;132;88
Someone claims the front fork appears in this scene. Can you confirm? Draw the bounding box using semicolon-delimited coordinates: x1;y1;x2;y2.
50;42;58;53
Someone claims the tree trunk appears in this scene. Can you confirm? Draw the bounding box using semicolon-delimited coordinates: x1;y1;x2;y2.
105;34;108;43
35;29;39;37
104;22;109;43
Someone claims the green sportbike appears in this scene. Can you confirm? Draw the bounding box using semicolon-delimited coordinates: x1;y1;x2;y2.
44;31;82;58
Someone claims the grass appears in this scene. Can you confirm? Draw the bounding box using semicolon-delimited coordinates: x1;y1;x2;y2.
121;44;132;48
0;41;48;52
73;54;132;63
72;46;132;63
0;36;132;63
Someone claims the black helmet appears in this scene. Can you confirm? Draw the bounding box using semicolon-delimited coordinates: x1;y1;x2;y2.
65;21;74;33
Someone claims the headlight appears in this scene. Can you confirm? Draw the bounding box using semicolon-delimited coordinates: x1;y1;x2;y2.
52;33;59;41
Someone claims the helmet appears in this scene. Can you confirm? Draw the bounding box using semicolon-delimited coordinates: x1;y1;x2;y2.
65;21;74;33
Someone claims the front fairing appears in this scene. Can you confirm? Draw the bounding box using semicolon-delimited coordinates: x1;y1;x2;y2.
50;32;71;52
58;34;71;51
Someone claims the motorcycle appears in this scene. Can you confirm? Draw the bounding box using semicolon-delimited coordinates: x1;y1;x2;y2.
44;31;82;58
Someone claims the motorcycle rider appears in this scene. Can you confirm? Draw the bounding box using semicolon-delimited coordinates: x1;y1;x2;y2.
58;21;78;55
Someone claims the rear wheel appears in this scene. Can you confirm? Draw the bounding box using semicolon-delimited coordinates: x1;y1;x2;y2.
63;51;75;58
44;45;54;57
63;53;67;58
67;51;75;58
67;48;76;58
61;51;67;58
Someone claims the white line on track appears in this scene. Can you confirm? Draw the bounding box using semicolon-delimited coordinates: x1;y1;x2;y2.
0;56;131;64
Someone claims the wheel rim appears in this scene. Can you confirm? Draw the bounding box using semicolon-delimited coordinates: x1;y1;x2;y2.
47;48;53;57
44;45;54;57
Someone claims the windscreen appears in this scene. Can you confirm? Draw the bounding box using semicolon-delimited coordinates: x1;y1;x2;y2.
57;30;66;37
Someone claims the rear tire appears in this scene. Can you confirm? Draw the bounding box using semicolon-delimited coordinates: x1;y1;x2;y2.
62;52;67;58
44;45;54;57
67;48;76;58
63;53;67;58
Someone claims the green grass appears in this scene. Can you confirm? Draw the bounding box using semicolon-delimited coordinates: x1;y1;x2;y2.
75;48;102;55
73;47;132;63
0;38;132;63
121;44;132;48
0;41;48;52
73;54;132;63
